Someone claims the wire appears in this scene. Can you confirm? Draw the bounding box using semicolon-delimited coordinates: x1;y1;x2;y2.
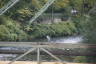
28;0;56;26
0;0;19;15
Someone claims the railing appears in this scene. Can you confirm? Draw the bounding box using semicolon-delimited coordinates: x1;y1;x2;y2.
0;42;96;56
0;42;96;48
0;42;96;64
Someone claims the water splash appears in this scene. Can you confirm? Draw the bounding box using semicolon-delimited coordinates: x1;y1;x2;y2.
51;36;83;43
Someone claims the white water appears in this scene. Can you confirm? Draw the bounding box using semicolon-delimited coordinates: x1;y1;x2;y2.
50;36;83;43
0;54;17;60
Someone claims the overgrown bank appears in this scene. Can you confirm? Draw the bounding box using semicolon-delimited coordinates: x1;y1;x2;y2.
0;16;78;41
27;21;78;38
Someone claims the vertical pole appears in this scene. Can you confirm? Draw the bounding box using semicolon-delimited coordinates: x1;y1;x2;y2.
51;4;54;23
81;0;84;16
37;47;41;64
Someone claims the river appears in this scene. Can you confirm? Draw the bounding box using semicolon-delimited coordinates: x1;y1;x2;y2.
0;36;83;61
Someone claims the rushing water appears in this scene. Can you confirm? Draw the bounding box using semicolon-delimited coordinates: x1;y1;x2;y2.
50;36;83;43
32;36;83;43
0;36;83;61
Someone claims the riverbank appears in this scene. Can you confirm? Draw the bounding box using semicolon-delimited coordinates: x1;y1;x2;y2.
0;16;80;42
0;16;79;41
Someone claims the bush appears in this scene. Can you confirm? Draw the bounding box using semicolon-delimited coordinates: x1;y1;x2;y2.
0;16;8;25
0;25;10;41
28;21;77;38
0;16;28;41
82;15;96;43
80;14;96;62
6;18;28;41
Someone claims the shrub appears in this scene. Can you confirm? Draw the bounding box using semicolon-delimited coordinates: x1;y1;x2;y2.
0;25;10;41
29;22;77;38
0;16;28;41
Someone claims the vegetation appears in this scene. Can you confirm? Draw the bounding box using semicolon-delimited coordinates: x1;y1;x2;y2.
0;16;77;41
0;0;82;41
80;10;96;63
0;16;28;41
74;56;87;63
82;14;96;43
74;56;96;63
27;21;77;38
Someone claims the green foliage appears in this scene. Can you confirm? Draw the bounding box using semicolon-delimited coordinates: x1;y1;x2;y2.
28;22;77;38
6;18;28;41
0;16;11;25
54;0;69;10
85;56;96;63
74;56;87;63
71;16;84;33
0;25;10;41
0;0;9;8
0;0;96;41
0;16;28;41
74;56;96;63
81;14;96;43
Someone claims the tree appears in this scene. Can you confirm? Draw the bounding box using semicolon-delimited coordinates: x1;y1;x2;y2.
0;25;10;41
82;14;96;43
81;5;96;63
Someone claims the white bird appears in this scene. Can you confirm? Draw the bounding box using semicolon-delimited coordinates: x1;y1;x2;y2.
46;35;51;42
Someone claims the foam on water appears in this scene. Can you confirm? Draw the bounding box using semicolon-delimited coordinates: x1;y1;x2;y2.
51;36;83;43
